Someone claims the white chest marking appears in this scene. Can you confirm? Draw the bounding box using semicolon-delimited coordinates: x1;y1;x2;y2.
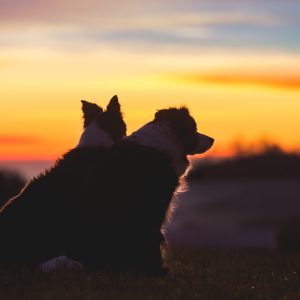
77;121;114;148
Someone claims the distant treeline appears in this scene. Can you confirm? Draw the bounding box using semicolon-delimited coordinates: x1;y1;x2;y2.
188;147;300;180
0;170;25;206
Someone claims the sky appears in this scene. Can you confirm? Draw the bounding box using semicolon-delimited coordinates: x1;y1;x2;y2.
0;0;300;160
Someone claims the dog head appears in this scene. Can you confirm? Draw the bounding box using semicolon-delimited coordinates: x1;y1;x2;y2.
154;107;214;156
78;95;126;148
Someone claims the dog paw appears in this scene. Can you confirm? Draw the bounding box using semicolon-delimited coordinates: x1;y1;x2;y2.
38;256;84;272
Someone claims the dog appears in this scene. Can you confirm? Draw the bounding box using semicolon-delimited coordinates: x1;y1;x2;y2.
0;95;126;269
67;106;214;274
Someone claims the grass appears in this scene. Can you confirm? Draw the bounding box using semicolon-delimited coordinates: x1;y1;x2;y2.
1;248;300;300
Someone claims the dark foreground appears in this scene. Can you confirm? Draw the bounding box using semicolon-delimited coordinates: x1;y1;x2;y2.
1;248;300;300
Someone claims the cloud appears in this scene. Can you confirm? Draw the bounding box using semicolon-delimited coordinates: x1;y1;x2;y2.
0;135;40;145
0;0;295;27
0;0;299;55
0;0;157;24
171;72;300;90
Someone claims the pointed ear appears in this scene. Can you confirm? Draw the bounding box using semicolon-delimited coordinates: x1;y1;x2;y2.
81;100;103;128
106;95;121;113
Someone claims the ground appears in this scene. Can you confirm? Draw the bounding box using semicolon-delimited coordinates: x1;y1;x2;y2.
1;248;300;300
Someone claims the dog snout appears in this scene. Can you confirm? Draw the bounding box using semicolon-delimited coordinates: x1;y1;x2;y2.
207;136;214;145
192;132;214;154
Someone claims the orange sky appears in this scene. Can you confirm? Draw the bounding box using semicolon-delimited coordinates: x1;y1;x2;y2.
1;50;300;160
0;0;300;160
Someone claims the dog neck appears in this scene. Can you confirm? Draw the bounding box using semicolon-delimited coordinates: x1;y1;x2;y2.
77;121;114;148
126;122;188;177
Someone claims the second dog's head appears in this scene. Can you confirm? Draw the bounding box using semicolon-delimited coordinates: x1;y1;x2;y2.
78;95;126;148
154;107;214;156
128;106;213;176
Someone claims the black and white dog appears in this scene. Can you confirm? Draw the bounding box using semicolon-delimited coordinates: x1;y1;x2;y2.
67;106;214;274
0;95;126;269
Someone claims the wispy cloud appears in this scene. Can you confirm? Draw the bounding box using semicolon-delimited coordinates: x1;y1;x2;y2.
0;0;299;53
0;135;40;145
171;72;300;90
0;0;158;24
0;0;297;27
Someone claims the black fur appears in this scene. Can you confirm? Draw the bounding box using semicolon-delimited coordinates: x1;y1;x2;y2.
97;95;126;142
0;105;210;274
68;107;204;273
0;96;125;268
0;147;107;267
81;100;103;128
155;107;198;153
68;141;178;273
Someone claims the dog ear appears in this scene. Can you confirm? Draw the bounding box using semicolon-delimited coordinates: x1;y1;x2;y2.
81;100;103;128
106;95;121;113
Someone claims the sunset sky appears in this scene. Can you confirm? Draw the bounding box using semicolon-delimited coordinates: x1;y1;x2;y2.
0;0;300;160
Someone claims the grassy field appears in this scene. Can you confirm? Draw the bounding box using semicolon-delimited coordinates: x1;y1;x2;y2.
0;248;300;300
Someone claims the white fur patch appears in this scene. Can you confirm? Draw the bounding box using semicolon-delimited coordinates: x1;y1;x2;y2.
77;121;114;148
126;122;188;176
38;256;84;272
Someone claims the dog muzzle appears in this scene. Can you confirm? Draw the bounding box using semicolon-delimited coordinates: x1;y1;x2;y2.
191;132;214;154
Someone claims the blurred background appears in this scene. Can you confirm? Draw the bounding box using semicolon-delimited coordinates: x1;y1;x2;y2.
0;0;299;250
